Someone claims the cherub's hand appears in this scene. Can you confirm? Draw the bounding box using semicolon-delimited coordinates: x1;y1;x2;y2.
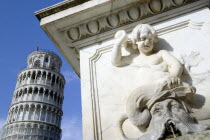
114;30;129;47
167;76;181;89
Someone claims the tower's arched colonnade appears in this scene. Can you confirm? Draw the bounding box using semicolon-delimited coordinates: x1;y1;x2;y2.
1;51;65;140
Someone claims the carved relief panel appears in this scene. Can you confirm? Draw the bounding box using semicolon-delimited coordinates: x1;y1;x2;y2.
80;7;210;140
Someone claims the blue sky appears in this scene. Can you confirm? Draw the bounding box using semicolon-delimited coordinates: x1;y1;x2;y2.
0;1;82;139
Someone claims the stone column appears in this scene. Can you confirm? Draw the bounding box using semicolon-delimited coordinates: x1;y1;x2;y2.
21;106;25;120
49;109;52;123
49;74;53;86
25;88;29;101
27;105;31;120
47;92;51;103
39;106;43;121
45;72;48;85
16;107;20;121
28;71;32;84
44;107;48;122
34;71;38;83
31;88;34;101
37;89;40;101
33;105;37;120
41;71;44;84
42;89;45;102
13;108;18;122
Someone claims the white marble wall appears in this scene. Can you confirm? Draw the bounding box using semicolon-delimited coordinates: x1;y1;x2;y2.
80;8;210;139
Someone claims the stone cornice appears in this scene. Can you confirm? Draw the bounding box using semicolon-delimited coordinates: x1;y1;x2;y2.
35;0;151;21
64;0;197;42
35;0;90;20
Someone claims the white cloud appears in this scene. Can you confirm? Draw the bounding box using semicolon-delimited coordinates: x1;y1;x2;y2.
0;118;6;139
62;70;79;84
61;116;82;140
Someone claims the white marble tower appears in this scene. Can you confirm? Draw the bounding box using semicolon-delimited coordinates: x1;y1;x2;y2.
1;51;65;140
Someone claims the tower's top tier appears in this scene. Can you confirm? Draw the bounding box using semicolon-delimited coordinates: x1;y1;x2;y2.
27;51;62;72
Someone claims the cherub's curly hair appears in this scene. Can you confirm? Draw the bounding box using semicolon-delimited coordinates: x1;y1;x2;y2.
131;24;158;45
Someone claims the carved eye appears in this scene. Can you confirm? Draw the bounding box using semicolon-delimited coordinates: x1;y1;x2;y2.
172;105;179;112
154;110;162;116
148;38;153;42
140;37;146;41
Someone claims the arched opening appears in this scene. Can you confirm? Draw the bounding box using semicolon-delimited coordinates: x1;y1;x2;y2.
31;71;36;83
50;63;56;71
34;60;41;67
44;56;49;68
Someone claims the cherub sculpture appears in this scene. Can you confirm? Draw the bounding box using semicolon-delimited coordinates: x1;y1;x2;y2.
112;24;183;89
112;24;210;139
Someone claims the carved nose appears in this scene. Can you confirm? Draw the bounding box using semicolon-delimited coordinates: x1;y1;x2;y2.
137;42;144;48
144;39;150;46
164;109;173;118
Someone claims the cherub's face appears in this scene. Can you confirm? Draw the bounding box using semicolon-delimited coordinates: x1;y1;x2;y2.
136;27;154;54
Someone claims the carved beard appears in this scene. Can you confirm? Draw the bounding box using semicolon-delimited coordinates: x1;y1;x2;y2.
139;112;210;140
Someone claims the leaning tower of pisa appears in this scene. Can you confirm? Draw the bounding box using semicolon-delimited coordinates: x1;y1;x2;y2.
1;51;65;140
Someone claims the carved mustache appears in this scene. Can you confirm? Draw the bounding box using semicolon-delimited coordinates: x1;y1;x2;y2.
161;119;182;139
157;115;207;139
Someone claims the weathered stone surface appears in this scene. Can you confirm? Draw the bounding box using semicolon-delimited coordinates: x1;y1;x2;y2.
169;130;210;140
79;9;210;139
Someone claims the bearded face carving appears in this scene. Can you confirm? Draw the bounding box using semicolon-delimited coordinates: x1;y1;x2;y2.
146;99;210;139
117;83;210;140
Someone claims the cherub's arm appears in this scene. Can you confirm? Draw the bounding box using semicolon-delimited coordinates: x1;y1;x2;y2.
160;50;183;88
111;30;132;67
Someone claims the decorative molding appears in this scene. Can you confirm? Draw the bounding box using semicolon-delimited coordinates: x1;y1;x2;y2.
89;46;112;140
35;0;90;20
156;20;210;35
66;0;195;42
